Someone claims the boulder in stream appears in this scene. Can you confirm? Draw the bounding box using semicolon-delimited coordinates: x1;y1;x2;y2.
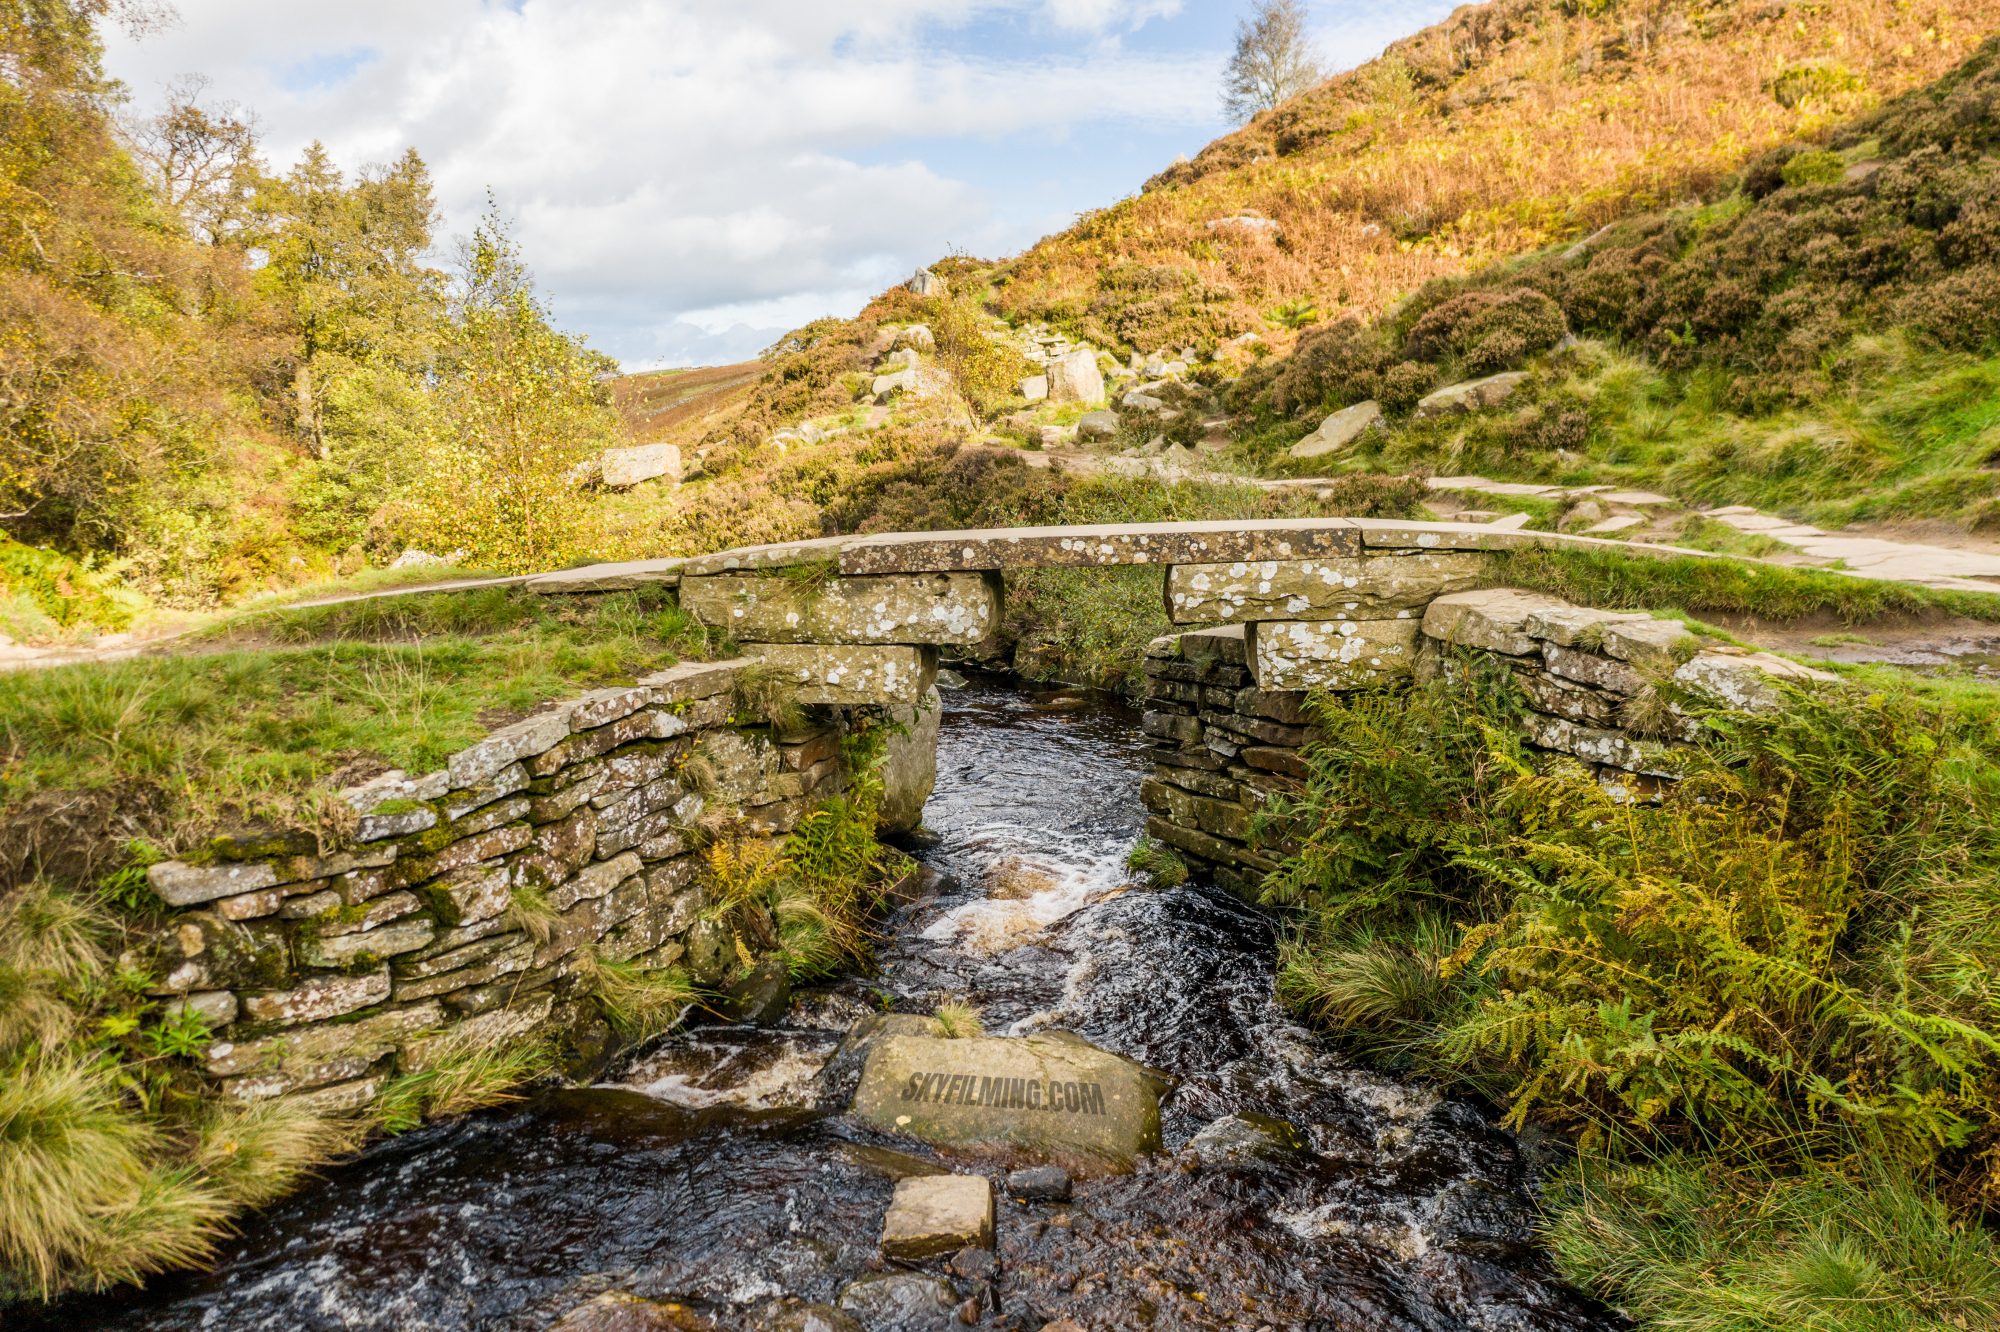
1184;1112;1311;1171
546;1291;712;1331
879;1173;993;1260
835;1272;960;1328
849;1032;1165;1172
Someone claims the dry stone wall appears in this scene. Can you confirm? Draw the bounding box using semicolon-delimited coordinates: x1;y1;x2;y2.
1140;578;1834;894
131;657;863;1113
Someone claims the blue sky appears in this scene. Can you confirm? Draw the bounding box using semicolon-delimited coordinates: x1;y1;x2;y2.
106;1;1460;367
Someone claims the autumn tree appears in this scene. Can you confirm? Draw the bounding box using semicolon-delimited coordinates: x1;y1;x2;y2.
128;75;263;246
1222;0;1327;123
403;206;620;572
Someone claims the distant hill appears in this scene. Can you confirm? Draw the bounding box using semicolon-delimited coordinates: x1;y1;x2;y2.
991;0;2000;354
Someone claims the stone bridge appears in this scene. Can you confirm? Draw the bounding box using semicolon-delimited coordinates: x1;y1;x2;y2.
659;517;1831;888
129;516;1831;1113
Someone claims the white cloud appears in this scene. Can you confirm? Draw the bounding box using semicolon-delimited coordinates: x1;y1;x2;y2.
102;0;1219;364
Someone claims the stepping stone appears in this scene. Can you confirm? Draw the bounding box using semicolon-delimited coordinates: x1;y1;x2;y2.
1486;513;1533;530
1598;490;1675;506
881;1174;994;1260
1584;515;1646;534
1706;505;1758;516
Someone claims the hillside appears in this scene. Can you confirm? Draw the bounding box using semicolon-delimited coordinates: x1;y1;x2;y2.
992;0;2000;352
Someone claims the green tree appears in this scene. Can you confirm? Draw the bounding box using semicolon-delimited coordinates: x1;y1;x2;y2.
1222;0;1327;124
404;207;620;572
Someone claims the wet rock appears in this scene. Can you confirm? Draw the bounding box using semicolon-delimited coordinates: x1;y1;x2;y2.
879;685;941;833
947;1245;998;1281
1429;1176;1537;1260
835;1272;960;1330
849;1033;1165;1172
840;1143;945;1180
1005;1165;1071;1200
1184;1112;1310;1170
880;1174;993;1260
547;1291;713;1331
720;956;792;1025
821;1012;945;1100
757;1304;864;1332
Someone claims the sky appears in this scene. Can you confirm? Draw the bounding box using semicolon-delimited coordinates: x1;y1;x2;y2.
103;1;1461;368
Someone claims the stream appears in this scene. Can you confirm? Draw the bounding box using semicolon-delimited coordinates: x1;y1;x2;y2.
37;677;1621;1332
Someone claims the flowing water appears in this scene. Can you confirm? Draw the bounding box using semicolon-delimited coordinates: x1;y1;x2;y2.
37;677;1621;1332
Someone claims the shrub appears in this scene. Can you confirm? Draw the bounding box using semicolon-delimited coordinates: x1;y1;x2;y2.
1260;316;1389;416
1378;361;1435;414
1403;288;1568;375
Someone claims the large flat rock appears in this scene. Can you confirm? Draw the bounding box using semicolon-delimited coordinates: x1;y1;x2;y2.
850;1032;1163;1173
1247;619;1420;691
680;572;1000;646
753;644;936;707
838;520;1364;574
1166;552;1489;625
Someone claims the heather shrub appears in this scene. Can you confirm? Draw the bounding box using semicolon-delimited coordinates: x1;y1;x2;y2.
1403;288;1568;375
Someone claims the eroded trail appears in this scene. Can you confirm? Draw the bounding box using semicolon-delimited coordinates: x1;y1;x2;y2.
36;678;1619;1332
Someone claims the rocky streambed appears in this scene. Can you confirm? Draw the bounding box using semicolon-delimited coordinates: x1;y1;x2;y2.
35;678;1622;1332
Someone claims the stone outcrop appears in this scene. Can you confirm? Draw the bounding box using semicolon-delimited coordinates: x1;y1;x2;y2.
1289;401;1382;460
849;1032;1165;1172
1415;371;1529;418
1045;349;1105;406
135;658;862;1109
599;443;681;489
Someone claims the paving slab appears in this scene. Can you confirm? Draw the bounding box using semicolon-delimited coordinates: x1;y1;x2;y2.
837;519;1365;574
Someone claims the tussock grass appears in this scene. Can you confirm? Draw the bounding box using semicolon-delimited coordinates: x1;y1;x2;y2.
1546;1157;2000;1331
192;1099;365;1209
0;1058;230;1300
375;1035;552;1133
933;1001;983;1040
581;955;697;1043
1125;836;1188;888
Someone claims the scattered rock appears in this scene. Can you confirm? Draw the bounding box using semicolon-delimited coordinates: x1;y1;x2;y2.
835;1272;959;1328
880;1174;994;1260
1005;1165;1071;1200
872;368;918;400
896;324;935;353
756;1304;864;1332
1414;371;1529;418
600;443;682;489
1076;411;1120;441
547;1291;713;1332
1289;400;1382;460
1045;350;1105;407
1019;375;1048;403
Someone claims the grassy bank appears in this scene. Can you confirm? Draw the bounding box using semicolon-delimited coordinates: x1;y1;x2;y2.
0;586;719;887
1262;662;2000;1327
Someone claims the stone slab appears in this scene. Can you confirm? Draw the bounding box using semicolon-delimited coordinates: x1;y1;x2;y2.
1349;519;1543;552
1247;619;1420;691
752;644;937;707
525;559;685;593
681;572;1000;646
850;1033;1163;1173
1166;552;1489;625
681;534;854;577
1422;590;1574;657
838;520;1364;574
880;1174;994;1260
